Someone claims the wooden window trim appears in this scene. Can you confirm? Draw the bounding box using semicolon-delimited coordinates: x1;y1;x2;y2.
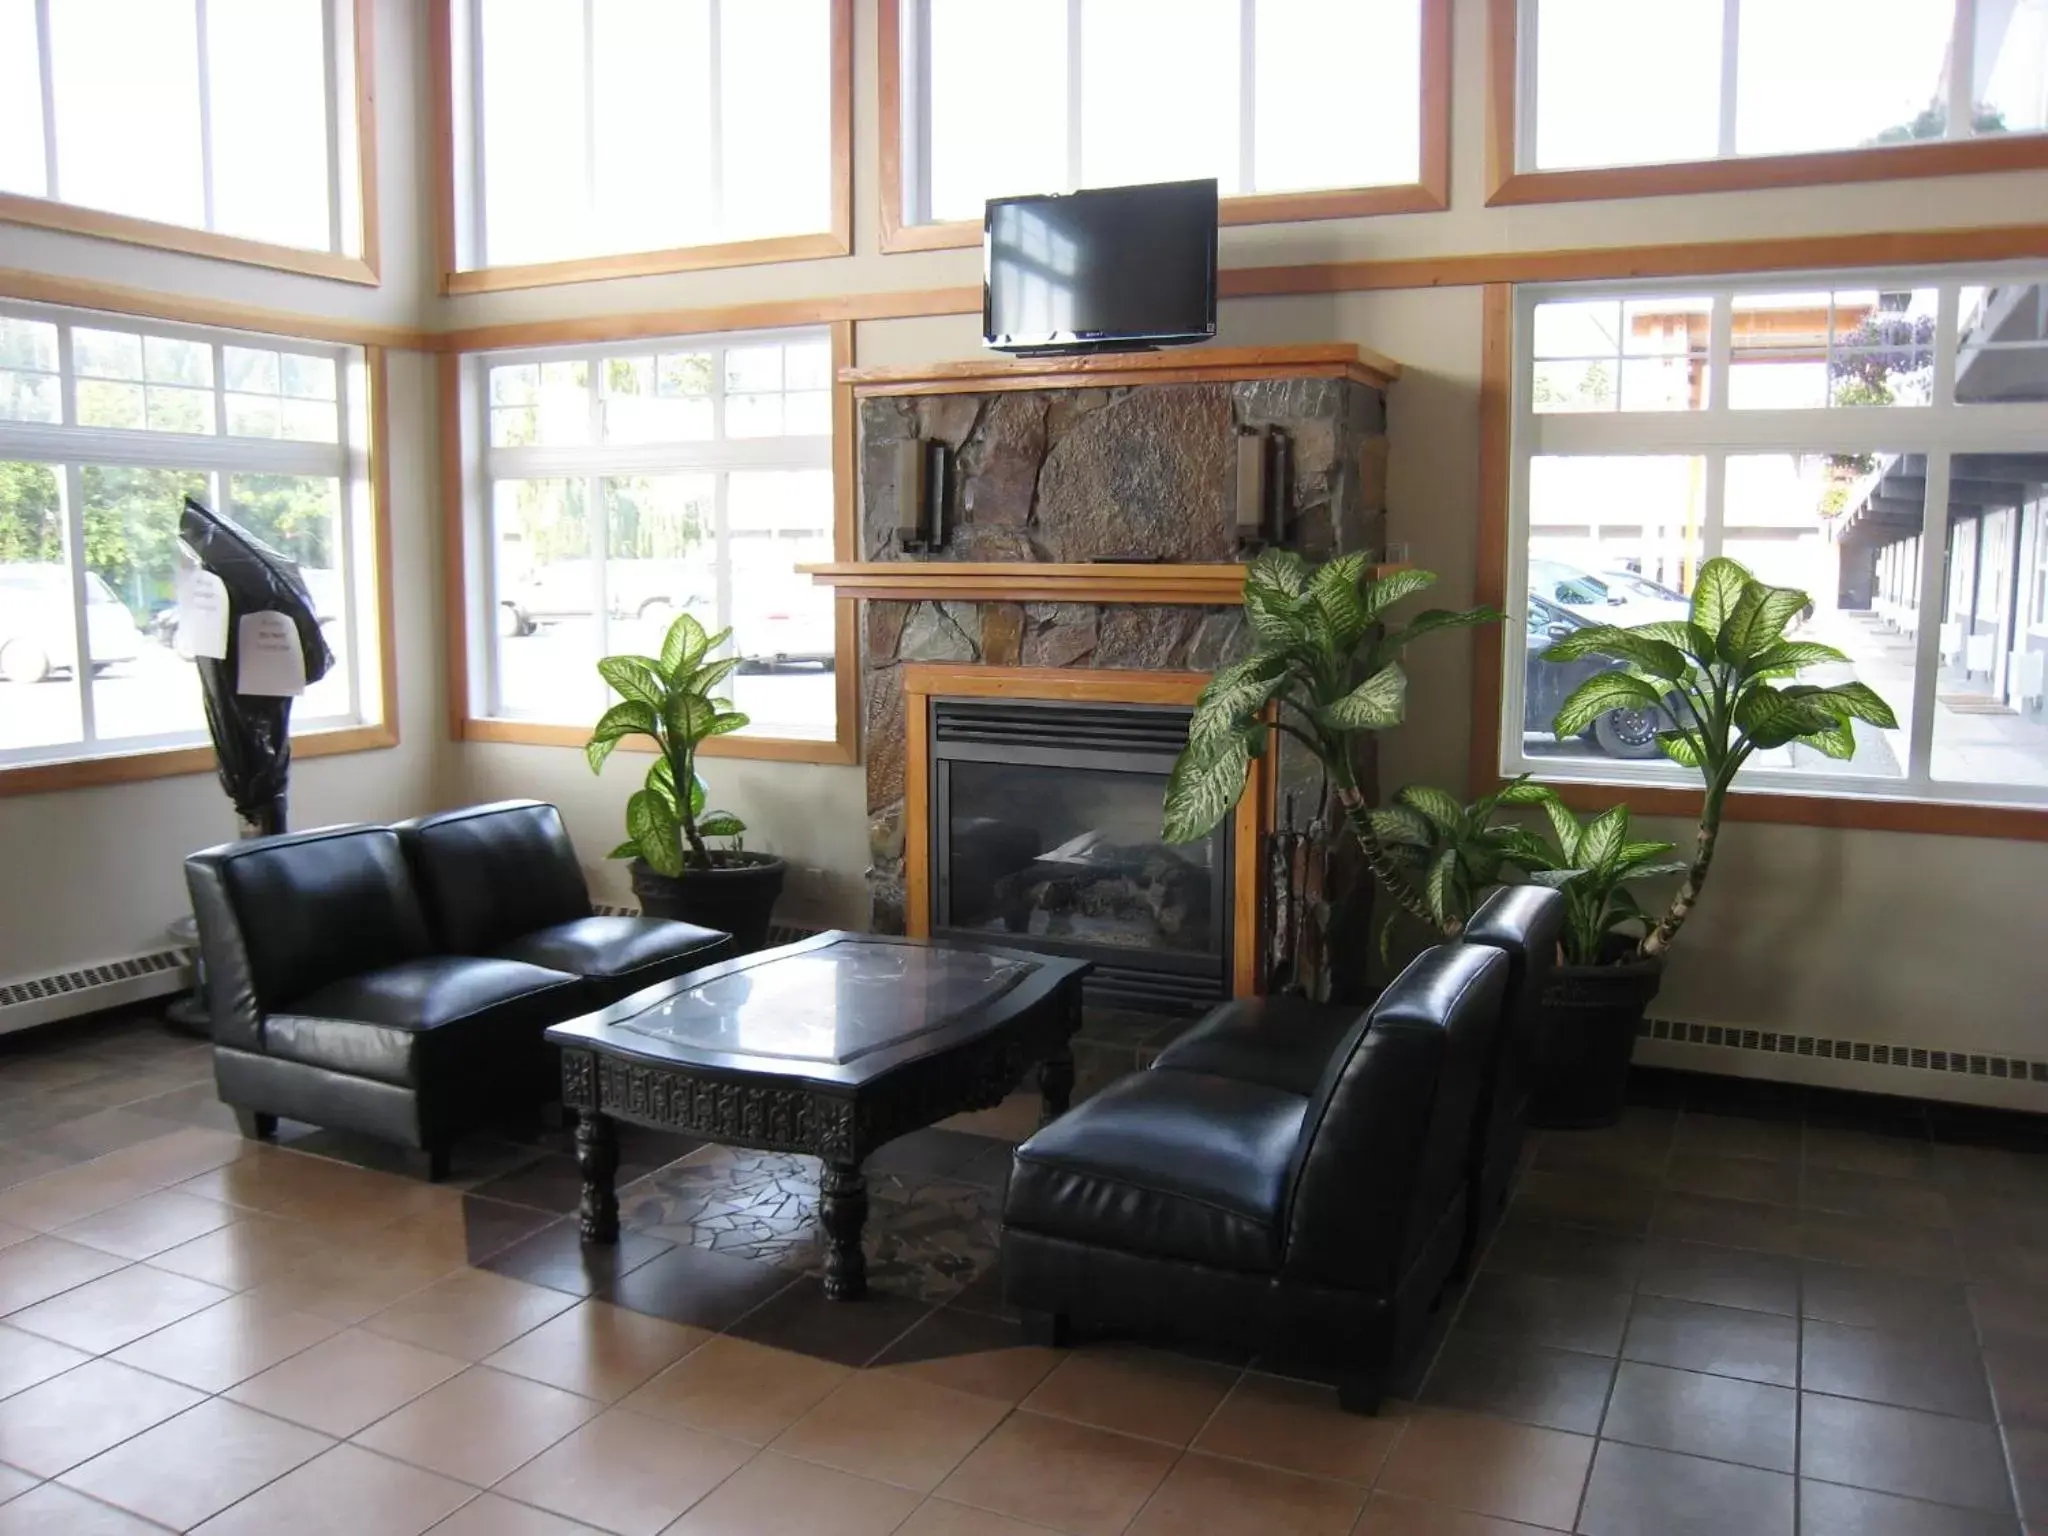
440;321;860;768
0;0;381;286
431;0;854;296
0;347;402;800
875;0;1450;256
1469;281;2048;843
1485;0;2048;209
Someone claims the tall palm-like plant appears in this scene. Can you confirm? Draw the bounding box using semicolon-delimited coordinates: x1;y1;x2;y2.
1161;550;1500;933
1543;557;1897;957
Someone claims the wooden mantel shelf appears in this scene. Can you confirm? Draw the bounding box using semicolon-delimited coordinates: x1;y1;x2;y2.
802;560;1396;606
838;343;1401;399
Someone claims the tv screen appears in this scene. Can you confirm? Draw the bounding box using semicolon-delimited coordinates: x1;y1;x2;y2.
983;179;1218;355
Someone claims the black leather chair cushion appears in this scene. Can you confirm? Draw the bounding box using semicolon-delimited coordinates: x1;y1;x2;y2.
398;801;594;956
265;956;582;1087
495;916;732;1005
1007;1069;1306;1274
1150;996;1366;1097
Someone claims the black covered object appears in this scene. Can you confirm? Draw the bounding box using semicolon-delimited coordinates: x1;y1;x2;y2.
1001;941;1509;1413
178;496;334;835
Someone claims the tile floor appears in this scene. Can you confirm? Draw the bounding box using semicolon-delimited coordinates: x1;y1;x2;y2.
1;1008;2046;1533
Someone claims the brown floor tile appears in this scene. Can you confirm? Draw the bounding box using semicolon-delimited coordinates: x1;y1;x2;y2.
54;1188;237;1260
1649;1193;1803;1256
1985;1336;2048;1432
1665;1151;1799;1206
240;1245;467;1326
1420;1333;1614;1434
146;1213;339;1290
83;1127;253;1188
665;1449;921;1535
483;1299;709;1402
871;1308;1062;1405
1798;1211;1964;1281
0;1147;70;1195
1456;1268;1633;1356
0;1235;128;1313
1600;1361;1795;1472
0;1220;31;1254
1528;1110;1677;1178
1802;1260;1974;1332
619;1335;849;1445
1192;1371;1405;1485
1802;1126;1937;1182
494;1407;752;1536
1353;1491;1565;1534
0;1462;32;1501
226;1326;467;1437
0;1482;170;1534
353;1365;602;1487
1479;1219;1646;1291
773;1370;1009;1492
4;1262;229;1353
1798;1479;2022;1536
1511;1172;1658;1235
1621;1294;1798;1386
0;1358;204;1476
1637;1238;1798;1315
2009;1424;2048;1527
0;1322;89;1400
895;1499;1066;1536
1961;1240;2048;1290
1020;1343;1239;1445
57;1397;331;1529
936;1411;1178;1536
1801;1167;1954;1228
1799;1393;2014;1515
1375;1409;1594;1530
187;1442;474;1536
723;1279;930;1367
1803;1319;1995;1420
423;1492;610;1535
1674;1110;1802;1163
1577;1439;1792;1536
362;1267;579;1361
0;1164;162;1231
108;1295;341;1392
1124;1449;1363;1535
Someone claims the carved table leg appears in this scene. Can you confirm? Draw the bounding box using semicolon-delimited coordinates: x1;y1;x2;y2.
1038;1047;1076;1126
575;1110;620;1244
819;1160;868;1301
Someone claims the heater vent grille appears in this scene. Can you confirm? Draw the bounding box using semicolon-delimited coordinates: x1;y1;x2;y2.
0;948;194;1010
1641;1015;2048;1084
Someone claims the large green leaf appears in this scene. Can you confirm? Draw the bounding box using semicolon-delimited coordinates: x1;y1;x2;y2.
1162;732;1252;844
1796;717;1860;759
681;655;742;696
1611;838;1679;873
1733;686;1841;749
1243;577;1311;649
1802;679;1898;728
1359;567;1438;622
1490;824;1556;868
598;656;669;709
1577;804;1629;872
1526;867;1585;890
704;710;750;737
1552;671;1664;739
660;612;713;675
1539;796;1581;864
1690;557;1753;635
586;700;658;772
1323;662;1408;731
1308;554;1372;653
1373;606;1502;665
1536;624;1636;664
1719;582;1812;663
1627;620;1718;664
645;756;679;811
1657;730;1703;769
1368;805;1433;846
1496;777;1557;805
696;810;745;838
1395;784;1465;833
1620;860;1690;882
1424;847;1458;927
1559;630;1691;681
1246;547;1311;600
626;789;683;878
663;691;717;745
1750;639;1851;674
1190;653;1289;746
605;840;638;860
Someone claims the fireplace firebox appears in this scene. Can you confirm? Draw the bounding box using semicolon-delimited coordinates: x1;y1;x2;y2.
927;698;1233;1011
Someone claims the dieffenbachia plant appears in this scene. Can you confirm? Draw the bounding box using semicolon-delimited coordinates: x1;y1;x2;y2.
585;612;750;874
1367;778;1559;945
1160;549;1500;934
1489;791;1688;966
1542;556;1897;957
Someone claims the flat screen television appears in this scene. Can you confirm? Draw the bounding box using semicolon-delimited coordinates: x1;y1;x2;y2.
983;178;1218;356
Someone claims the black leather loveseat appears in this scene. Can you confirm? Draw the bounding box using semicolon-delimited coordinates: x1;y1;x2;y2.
1001;940;1509;1413
186;800;729;1177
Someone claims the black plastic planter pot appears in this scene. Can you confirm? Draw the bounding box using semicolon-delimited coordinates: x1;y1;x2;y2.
630;853;787;955
1527;953;1665;1130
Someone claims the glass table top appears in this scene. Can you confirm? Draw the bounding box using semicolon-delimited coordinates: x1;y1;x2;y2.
610;938;1042;1065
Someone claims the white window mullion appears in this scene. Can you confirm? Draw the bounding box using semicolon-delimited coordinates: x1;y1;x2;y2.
1065;0;1083;190
321;0;346;255
1236;0;1256;198
1515;0;1540;173
34;0;57;199
1698;452;1726;572
706;0;725;235
1948;0;1977;138
1908;450;1952;784
1716;0;1740;157
907;0;932;223
61;460;96;745
332;358;363;724
468;0;490;265
194;0;217;233
581;0;599;246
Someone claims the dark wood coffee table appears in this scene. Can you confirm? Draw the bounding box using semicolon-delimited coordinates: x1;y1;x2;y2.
546;931;1090;1300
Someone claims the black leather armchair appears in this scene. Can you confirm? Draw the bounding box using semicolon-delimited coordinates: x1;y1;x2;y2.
1000;942;1509;1412
395;800;732;1009
186;825;587;1177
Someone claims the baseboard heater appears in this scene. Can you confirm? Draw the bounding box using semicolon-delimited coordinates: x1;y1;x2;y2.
0;947;195;1036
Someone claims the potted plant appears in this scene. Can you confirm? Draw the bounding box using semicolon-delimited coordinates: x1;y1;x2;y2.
586;612;786;953
1525;555;1900;1122
1162;550;1500;938
1366;778;1557;952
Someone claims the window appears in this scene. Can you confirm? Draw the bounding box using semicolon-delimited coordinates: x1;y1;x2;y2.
467;329;840;744
1501;270;2048;810
444;0;849;285
0;303;382;773
1500;0;2048;199
0;0;368;271
887;0;1443;244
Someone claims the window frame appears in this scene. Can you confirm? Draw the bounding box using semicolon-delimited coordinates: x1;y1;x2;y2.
442;319;857;766
1485;0;2048;208
877;0;1451;255
0;301;396;798
431;0;854;296
0;0;380;286
1473;272;2048;841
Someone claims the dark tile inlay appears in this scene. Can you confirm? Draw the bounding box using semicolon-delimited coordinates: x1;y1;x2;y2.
1418;1331;1614;1433
598;1241;797;1331
480;1218;673;1297
1577;1438;1793;1536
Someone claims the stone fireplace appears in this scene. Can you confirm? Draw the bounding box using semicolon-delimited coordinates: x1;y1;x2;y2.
809;345;1402;1005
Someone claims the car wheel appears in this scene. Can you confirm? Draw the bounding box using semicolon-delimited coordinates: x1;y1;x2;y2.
1593;706;1662;759
0;639;51;685
638;598;677;631
497;603;529;639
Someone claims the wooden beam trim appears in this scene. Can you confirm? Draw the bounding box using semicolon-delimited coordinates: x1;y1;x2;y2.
841;343;1402;394
0;722;397;800
443;232;853;296
0;267;428;351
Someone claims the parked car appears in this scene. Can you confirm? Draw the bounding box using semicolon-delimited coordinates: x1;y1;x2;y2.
732;577;835;672
1530;557;1689;626
0;565;144;684
1524;592;1674;759
500;559;710;638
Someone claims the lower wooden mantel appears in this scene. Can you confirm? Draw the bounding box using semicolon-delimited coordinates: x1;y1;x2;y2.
804;560;1397;606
